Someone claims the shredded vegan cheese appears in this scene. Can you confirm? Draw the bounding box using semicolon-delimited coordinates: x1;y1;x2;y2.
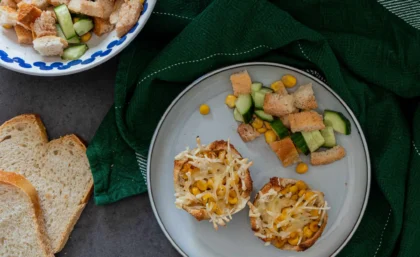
174;137;252;229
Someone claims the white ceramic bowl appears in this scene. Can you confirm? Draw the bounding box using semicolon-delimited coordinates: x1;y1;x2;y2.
0;0;156;76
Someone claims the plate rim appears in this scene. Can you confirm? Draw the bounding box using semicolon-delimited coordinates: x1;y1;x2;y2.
147;62;371;257
0;0;156;77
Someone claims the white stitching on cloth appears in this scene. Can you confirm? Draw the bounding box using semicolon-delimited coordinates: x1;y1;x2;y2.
373;209;392;257
135;152;148;183
152;11;193;20
136;44;273;87
298;41;311;61
413;141;420;156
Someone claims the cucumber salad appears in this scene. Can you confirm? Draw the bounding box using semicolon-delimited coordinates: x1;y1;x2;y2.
0;0;145;60
226;70;351;173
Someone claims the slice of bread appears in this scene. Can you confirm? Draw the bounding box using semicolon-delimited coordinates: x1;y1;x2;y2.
263;93;297;117
293;83;318;110
288;110;325;132
0;114;93;253
0;171;54;257
269;137;301;167
311;145;346;165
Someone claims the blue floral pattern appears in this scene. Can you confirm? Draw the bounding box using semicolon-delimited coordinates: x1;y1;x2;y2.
0;0;148;71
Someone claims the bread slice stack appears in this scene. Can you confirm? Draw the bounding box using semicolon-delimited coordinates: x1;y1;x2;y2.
0;114;93;254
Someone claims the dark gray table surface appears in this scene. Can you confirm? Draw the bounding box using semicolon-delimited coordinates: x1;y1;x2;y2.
0;60;180;257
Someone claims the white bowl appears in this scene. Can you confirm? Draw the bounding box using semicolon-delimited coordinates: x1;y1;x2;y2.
0;0;156;76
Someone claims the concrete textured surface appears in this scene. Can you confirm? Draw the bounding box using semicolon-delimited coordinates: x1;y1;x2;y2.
0;60;180;257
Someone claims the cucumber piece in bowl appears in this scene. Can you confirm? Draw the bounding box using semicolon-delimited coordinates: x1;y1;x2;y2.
252;91;265;109
259;87;274;94
62;44;88;60
233;108;244;122
56;24;80;44
54;4;76;39
235;94;253;124
291;132;310;155
270;119;288;139
251;82;263;92
301;130;325;152
324;110;351;135
73;19;94;36
320;126;336;147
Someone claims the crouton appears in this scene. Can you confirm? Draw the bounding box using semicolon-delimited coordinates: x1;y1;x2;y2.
109;0;123;24
33;35;68;56
93;17;114;36
32;11;55;37
68;0;104;18
17;3;41;29
116;0;142;37
230;70;252;97
46;6;56;19
237;123;260;142
47;0;69;6
293;83;318;110
311;145;346;166
288;111;325;133
0;0;17;9
14;24;32;44
0;6;17;26
271;80;288;96
280;115;290;128
263;93;297;117
99;0;114;19
31;0;48;9
270;137;301;167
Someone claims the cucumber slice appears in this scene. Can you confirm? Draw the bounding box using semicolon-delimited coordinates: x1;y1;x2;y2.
320;126;336;147
73;19;93;36
255;110;273;122
301;131;325;152
270;119;289;139
259;87;274;94
324;110;351;135
56;24;80;44
291;132;310;155
251;82;263;92
233;108;244;122
252;91;265;109
54;4;76;39
236;94;253;124
62;44;88;60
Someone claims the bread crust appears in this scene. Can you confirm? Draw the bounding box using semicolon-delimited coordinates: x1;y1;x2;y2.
0;171;54;257
174;140;253;221
250;177;328;251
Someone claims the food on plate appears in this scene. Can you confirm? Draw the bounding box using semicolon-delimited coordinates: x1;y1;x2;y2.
248;177;329;251
0;171;54;257
281;74;297;88
230;70;252;96
288;111;325;133
0;114;93;253
295;162;309;174
199;104;210;115
311;145;346;166
173;138;253;229
0;0;145;59
227;70;352;167
270;138;300;167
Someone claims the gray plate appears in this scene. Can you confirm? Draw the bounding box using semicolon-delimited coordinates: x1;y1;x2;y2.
148;63;370;257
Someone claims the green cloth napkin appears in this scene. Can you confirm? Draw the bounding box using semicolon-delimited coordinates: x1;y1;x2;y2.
87;0;420;256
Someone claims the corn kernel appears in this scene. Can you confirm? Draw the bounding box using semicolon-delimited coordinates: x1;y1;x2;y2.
229;190;236;198
310;209;319;217
281;74;297;88
257;127;267;133
252;118;263;129
216;185;226;197
273;239;286;248
309;221;319;232
303;226;313;238
277;213;287;222
289;185;298;194
264;121;271;129
196;180;208;191
2;24;13;29
214;206;223;215
228;197;238;205
191;187;200;195
291;195;298;201
281;187;289;195
264;130;277;144
270;80;284;92
207;178;214;189
296;180;307;190
282;207;291;215
225;94;237;108
80;32;92;43
288;236;299;246
234;173;240;184
296;162;309;174
305;191;315;201
298;189;306;197
202;193;214;203
199;104;210;115
289;231;297;238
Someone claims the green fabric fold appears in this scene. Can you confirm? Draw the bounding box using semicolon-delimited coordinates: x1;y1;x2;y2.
87;0;420;256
